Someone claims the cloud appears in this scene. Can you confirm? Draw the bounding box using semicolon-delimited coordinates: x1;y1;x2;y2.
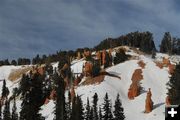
0;0;179;59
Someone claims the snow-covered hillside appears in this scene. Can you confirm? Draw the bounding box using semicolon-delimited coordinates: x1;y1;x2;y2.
0;49;179;120
40;55;170;120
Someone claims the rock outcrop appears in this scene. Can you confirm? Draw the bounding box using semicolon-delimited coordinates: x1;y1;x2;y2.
131;69;143;82
128;81;141;100
145;88;153;113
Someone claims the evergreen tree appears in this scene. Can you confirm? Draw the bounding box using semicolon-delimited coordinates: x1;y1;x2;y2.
20;73;44;120
20;87;31;120
70;95;76;120
109;104;113;120
113;94;125;120
92;93;98;120
68;91;72;115
19;74;31;96
160;32;173;54
151;48;156;59
167;63;180;105
32;54;41;65
75;95;84;120
3;100;11;120
0;60;4;66
85;98;90;120
53;72;65;120
102;93;113;120
114;49;128;65
45;64;54;75
1;80;9;99
11;97;18;120
89;107;93;120
64;102;68;120
4;59;10;65
11;60;17;66
64;91;72;120
99;107;102;120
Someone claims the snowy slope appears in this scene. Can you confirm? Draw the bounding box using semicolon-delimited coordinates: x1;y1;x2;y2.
40;54;172;120
0;49;178;120
0;65;22;96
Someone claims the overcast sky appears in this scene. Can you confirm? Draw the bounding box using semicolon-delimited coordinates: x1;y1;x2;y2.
0;0;180;60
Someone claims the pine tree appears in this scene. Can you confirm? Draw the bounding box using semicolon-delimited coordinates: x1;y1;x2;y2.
1;79;8;99
11;97;18;120
75;95;84;120
160;32;173;54
19;74;30;96
4;59;10;65
85;97;90;120
70;95;76;120
11;60;17;66
92;93;98;120
109;104;113;120
64;101;68;120
64;91;72;120
102;93;113;120
151;48;156;59
113;94;125;120
3;100;11;120
68;91;72;117
167;63;180;105
89;107;93;120
53;72;65;120
20;73;44;120
99;107;102;120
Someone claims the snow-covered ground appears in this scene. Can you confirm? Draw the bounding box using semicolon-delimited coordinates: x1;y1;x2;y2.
40;54;172;120
0;49;178;120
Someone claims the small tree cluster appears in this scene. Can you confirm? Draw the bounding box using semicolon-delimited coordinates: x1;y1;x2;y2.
19;73;45;120
167;63;180;105
160;32;180;55
94;31;156;54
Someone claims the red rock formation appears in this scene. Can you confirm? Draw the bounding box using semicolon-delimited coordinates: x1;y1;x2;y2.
128;88;134;100
108;49;112;66
108;48;112;57
96;51;101;60
64;77;70;89
168;64;175;75
166;96;171;106
155;62;164;69
163;57;170;66
145;88;153;113
81;75;105;85
49;89;56;100
44;98;50;104
128;81;141;100
131;69;143;82
37;66;45;75
138;60;146;69
70;86;76;102
84;62;93;77
74;77;81;86
102;50;106;65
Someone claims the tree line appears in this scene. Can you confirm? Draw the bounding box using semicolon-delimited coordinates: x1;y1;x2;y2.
0;31;180;67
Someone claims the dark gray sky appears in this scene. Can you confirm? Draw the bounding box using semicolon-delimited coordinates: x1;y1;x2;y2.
0;0;180;60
